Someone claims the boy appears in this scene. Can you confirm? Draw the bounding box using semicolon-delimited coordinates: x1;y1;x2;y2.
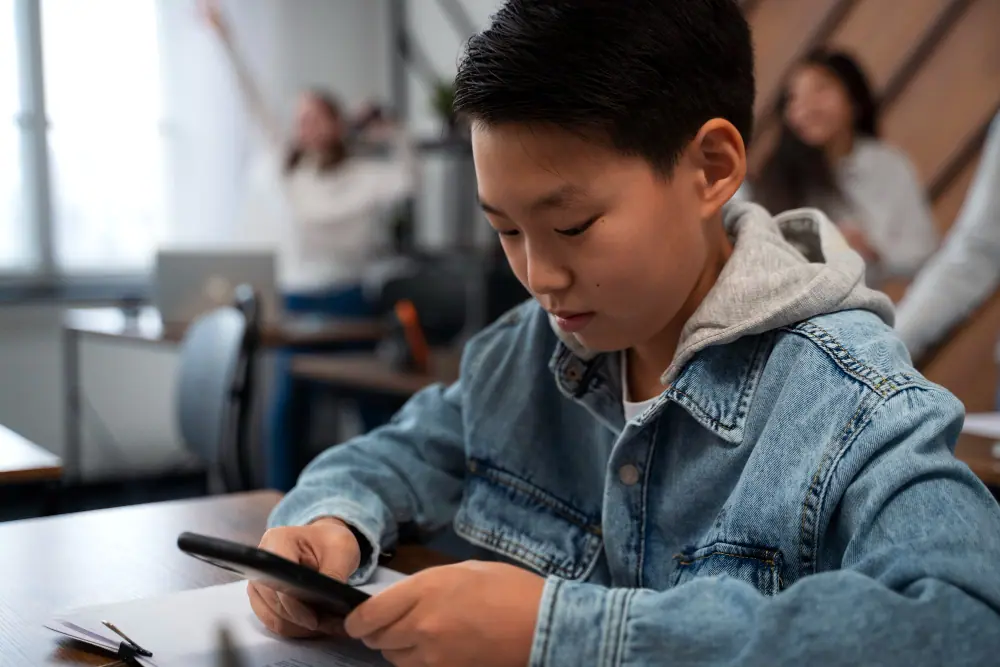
252;2;1000;665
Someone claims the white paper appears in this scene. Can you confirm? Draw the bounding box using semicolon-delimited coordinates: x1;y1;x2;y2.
962;413;1000;440
46;567;408;667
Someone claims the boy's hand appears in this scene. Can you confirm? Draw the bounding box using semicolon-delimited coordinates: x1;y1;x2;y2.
345;561;545;667
247;518;361;638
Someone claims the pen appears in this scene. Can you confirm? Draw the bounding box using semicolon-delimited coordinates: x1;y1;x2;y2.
217;625;245;667
101;620;153;659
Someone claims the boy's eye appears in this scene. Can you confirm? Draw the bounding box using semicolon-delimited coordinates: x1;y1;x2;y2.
555;215;600;237
496;229;520;237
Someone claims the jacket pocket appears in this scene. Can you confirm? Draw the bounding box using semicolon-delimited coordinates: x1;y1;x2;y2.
671;542;784;596
454;458;603;580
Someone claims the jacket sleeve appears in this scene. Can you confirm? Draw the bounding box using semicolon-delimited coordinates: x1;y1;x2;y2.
895;113;1000;361
268;381;466;584
529;386;1000;667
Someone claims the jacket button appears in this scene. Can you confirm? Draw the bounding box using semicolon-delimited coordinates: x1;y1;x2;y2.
618;464;640;486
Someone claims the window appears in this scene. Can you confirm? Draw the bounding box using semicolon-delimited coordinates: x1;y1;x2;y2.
42;0;166;273
2;0;166;282
0;1;34;272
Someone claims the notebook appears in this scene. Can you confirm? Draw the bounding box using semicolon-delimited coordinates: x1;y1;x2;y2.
45;568;406;667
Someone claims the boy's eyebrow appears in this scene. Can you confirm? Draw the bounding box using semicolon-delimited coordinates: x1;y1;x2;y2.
478;183;586;218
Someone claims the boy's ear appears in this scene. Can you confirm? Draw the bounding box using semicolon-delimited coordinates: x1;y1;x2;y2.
688;118;746;219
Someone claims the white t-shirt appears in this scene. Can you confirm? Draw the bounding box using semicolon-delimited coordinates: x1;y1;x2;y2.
621;352;661;422
244;138;416;292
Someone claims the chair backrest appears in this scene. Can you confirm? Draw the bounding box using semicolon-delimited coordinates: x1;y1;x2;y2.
374;254;475;346
175;288;259;492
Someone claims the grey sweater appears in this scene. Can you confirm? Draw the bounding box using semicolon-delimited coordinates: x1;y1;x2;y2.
895;113;1000;361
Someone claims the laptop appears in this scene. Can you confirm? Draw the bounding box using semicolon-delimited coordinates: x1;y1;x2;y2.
153;249;281;325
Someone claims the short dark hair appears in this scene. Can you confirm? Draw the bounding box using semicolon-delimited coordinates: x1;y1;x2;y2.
453;0;755;173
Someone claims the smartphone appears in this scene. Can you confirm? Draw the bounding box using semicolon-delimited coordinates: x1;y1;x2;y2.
177;532;370;616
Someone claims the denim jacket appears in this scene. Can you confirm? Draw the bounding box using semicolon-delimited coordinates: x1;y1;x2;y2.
272;202;1000;666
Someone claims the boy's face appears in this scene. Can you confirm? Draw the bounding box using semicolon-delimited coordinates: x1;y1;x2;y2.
473;123;732;353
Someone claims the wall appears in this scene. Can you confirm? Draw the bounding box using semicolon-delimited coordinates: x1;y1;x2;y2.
0;0;391;475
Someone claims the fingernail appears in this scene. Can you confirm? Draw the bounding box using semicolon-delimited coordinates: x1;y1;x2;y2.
296;611;318;631
343;613;358;638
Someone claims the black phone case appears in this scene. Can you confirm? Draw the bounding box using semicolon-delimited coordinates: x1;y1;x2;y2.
176;532;370;616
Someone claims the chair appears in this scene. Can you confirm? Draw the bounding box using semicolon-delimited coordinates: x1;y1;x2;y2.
175;286;260;493
371;253;481;346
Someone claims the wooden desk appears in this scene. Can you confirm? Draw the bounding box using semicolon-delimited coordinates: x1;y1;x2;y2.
0;424;62;484
291;349;462;398
956;433;1000;489
61;307;384;480
0;490;451;666
64;306;384;347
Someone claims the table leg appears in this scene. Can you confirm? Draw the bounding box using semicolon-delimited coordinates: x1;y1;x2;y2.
62;326;81;483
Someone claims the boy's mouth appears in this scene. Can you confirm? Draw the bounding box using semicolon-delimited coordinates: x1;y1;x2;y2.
551;311;596;333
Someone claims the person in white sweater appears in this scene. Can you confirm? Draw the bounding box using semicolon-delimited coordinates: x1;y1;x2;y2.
896;112;1000;365
203;1;416;301
748;50;937;288
203;0;417;489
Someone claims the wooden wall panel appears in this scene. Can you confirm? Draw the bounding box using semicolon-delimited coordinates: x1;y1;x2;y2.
880;0;1000;186
747;118;781;177
747;0;841;118
923;291;1000;413
826;0;950;91
932;149;981;234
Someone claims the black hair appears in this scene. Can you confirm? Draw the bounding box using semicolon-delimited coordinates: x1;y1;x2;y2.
754;50;878;213
284;89;347;173
453;0;755;174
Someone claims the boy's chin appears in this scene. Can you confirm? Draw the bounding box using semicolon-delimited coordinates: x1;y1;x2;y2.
570;330;628;354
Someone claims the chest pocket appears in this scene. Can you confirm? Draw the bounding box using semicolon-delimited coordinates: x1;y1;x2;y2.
671;542;784;596
454;459;603;580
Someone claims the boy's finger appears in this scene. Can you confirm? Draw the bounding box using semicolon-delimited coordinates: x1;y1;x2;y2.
382;647;419;666
275;591;319;631
344;578;421;639
358;607;419;651
247;583;319;639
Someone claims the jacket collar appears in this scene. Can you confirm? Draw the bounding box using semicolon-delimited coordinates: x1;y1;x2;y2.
548;331;771;444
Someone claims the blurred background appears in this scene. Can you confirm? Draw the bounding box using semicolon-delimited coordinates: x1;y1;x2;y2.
0;0;998;519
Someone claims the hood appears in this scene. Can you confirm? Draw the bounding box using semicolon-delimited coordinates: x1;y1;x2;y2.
551;200;895;385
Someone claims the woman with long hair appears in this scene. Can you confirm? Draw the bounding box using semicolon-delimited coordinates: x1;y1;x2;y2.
751;50;937;286
202;0;417;489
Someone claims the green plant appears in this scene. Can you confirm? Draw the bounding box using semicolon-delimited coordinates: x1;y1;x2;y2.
431;80;456;124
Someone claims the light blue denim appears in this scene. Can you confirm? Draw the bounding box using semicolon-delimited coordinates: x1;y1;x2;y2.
272;204;1000;666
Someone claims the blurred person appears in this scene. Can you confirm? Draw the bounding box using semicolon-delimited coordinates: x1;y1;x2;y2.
751;50;937;287
202;0;415;301
202;0;417;489
896;111;1000;364
245;2;1000;666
